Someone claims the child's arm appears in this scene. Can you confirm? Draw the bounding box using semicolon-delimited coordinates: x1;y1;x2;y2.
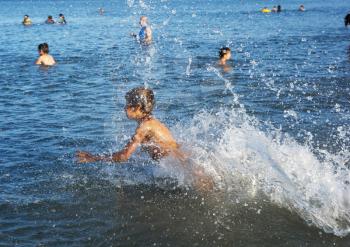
76;125;147;163
35;57;42;65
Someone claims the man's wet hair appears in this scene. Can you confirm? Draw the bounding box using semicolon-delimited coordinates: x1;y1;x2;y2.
125;87;155;115
219;47;231;59
38;43;49;54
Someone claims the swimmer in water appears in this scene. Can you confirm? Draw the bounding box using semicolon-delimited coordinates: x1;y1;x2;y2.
22;15;32;25
77;87;214;191
299;5;305;12
35;43;56;66
57;13;66;24
345;13;350;27
77;87;180;162
261;7;271;13
131;16;152;43
271;6;278;13
45;15;55;24
218;47;231;66
98;8;105;15
277;5;282;12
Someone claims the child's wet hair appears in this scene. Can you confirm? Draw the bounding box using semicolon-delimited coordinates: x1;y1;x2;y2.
219;47;231;58
125;87;155;115
38;43;49;54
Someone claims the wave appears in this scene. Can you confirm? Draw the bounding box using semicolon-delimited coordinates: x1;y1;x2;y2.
161;104;350;236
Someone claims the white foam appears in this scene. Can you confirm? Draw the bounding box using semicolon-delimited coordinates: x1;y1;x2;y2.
169;107;350;236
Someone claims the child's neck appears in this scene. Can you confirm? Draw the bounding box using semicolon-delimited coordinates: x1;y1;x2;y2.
137;114;152;123
219;58;227;65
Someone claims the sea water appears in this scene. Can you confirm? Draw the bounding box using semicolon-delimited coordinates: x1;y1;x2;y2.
0;0;350;246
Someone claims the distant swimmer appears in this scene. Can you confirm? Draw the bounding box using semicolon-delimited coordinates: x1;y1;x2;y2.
345;13;350;27
218;47;232;72
45;15;55;24
77;87;214;191
131;16;152;43
299;5;305;12
98;8;105;15
35;43;56;66
57;13;66;24
218;47;231;66
22;15;32;25
271;6;278;13
277;5;282;12
261;7;271;13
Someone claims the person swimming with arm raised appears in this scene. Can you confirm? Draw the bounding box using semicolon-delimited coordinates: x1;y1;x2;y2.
131;16;152;44
35;43;56;66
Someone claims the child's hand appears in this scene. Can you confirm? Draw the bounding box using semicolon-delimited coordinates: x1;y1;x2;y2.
76;151;97;163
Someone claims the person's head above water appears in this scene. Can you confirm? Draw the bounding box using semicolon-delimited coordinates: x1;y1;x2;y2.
38;43;49;55
125;87;155;119
139;16;149;27
219;47;231;59
59;13;64;18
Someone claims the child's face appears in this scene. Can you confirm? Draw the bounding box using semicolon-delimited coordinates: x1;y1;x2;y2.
125;105;144;120
139;18;147;26
225;51;231;60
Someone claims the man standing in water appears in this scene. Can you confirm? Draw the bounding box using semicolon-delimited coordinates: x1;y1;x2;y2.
345;12;350;27
132;16;152;43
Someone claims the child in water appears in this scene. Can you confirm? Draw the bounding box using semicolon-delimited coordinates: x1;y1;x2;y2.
22;15;32;25
77;87;214;190
77;87;180;162
35;43;56;66
218;47;231;65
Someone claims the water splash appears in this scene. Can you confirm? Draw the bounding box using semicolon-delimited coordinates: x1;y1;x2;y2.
168;106;350;236
186;56;192;76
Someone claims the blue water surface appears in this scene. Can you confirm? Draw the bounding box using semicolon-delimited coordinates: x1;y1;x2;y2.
1;0;350;246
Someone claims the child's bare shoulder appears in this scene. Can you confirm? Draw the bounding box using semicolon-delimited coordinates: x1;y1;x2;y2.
139;118;164;131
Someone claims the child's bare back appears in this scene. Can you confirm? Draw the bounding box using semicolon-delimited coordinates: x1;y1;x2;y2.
138;117;179;160
35;43;56;66
36;54;56;66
